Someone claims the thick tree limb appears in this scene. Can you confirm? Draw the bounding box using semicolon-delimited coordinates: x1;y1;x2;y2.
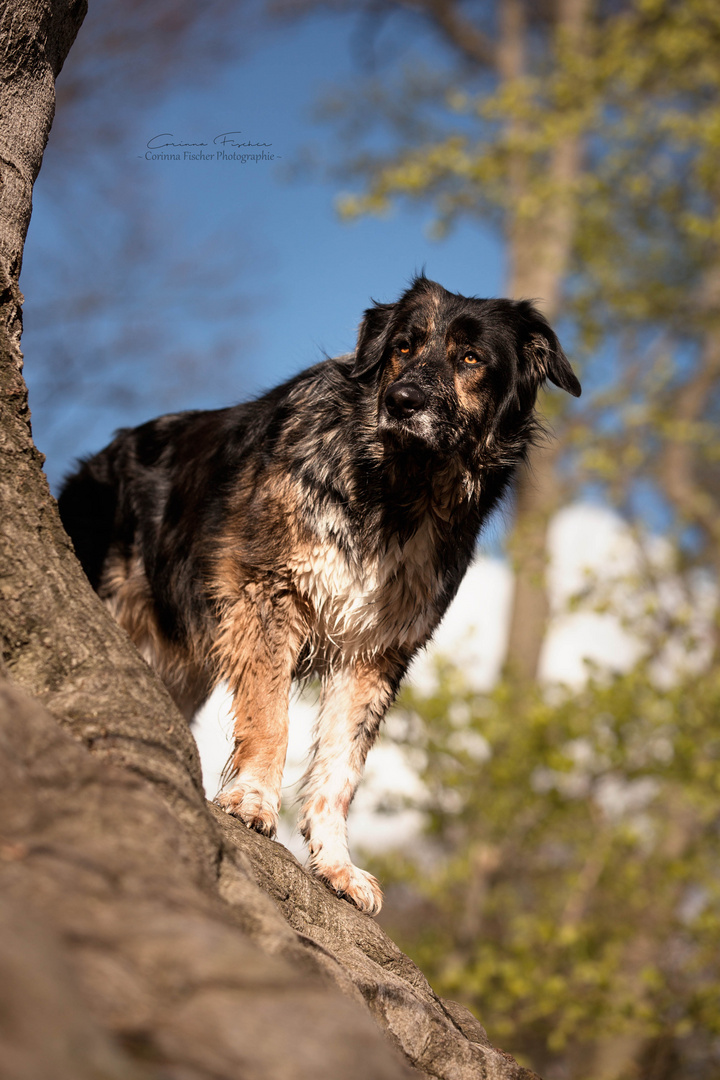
0;675;541;1079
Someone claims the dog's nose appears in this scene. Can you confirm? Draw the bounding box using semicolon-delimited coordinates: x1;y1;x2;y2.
384;383;426;419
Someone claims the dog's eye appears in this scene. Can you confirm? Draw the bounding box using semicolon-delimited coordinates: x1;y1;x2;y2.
397;342;411;355
463;352;480;365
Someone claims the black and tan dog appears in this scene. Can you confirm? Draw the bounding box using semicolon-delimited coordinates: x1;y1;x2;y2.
58;276;580;914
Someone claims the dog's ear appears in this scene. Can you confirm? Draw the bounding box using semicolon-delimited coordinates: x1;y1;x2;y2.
352;301;396;378
518;303;581;398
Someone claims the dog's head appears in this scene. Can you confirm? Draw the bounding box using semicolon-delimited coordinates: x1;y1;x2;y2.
353;276;580;457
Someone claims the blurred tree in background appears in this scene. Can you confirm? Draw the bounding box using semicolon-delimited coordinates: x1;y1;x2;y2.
289;1;720;1076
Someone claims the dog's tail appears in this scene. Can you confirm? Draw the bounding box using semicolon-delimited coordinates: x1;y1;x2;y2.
57;449;123;592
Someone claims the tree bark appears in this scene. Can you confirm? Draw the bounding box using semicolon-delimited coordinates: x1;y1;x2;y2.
0;4;542;1078
1;671;546;1080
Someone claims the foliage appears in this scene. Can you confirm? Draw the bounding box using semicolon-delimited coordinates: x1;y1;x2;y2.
331;1;720;284
374;661;720;1078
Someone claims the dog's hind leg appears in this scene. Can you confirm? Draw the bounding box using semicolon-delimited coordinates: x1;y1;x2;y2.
213;583;304;838
99;551;211;721
299;657;402;916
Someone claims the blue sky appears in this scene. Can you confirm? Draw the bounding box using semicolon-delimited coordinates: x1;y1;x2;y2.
21;12;505;490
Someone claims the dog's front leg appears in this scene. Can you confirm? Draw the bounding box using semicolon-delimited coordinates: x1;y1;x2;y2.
299;657;402;916
214;583;303;838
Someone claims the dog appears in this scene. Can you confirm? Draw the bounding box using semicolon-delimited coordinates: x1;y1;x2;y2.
58;276;580;915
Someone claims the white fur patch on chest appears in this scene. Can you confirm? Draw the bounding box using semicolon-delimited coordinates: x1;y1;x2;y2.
289;515;444;659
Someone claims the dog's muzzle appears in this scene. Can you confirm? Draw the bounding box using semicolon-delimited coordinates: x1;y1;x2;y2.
384;382;426;420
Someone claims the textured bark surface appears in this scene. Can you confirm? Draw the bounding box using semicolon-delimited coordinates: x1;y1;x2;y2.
0;3;543;1077
0;672;543;1080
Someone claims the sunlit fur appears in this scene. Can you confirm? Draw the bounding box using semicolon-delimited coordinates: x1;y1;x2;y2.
58;276;580;915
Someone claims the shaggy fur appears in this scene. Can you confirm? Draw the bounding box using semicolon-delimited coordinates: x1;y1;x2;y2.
58;276;580;914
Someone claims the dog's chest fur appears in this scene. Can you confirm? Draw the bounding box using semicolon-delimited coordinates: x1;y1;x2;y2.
289;507;445;661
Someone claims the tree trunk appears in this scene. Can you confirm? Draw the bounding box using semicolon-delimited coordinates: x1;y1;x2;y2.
0;4;542;1078
659;263;720;659
502;0;591;681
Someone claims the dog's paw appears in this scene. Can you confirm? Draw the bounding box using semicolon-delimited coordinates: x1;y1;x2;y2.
316;862;384;916
214;787;279;838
